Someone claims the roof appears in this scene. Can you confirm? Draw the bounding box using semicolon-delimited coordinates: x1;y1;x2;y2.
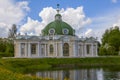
42;13;75;36
42;20;75;36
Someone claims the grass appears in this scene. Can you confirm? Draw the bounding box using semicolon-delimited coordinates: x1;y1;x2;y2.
0;67;41;80
0;58;52;80
1;56;120;79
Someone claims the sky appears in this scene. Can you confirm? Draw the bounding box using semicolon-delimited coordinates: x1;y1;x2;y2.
0;0;120;41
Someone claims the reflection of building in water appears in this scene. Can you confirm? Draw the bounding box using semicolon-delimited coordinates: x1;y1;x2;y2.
30;69;103;80
36;71;63;80
97;69;104;80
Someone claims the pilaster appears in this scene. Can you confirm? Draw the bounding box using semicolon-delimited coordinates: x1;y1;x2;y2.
18;43;21;57
38;42;40;57
45;44;46;57
91;43;94;56
28;43;31;57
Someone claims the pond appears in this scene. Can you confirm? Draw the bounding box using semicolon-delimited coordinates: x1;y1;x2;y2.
27;68;120;80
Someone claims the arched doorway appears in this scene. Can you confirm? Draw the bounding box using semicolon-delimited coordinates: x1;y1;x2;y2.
63;43;69;56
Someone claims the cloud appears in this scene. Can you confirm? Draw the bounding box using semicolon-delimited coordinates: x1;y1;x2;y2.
0;0;29;37
62;7;91;30
20;17;44;35
86;8;120;42
112;0;118;3
39;7;56;25
19;5;120;43
85;29;94;37
20;6;91;36
112;18;120;28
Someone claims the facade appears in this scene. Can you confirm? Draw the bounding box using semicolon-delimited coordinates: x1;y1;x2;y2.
14;6;98;58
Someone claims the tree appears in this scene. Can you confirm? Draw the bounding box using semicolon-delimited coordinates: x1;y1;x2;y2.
99;26;120;55
8;24;17;39
0;39;14;57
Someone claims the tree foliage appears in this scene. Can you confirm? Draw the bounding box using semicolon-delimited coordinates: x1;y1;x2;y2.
0;38;14;57
99;26;120;55
8;24;17;39
0;24;17;57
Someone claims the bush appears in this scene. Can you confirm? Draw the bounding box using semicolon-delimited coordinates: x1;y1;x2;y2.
0;39;14;57
99;47;107;56
99;46;118;56
0;52;14;57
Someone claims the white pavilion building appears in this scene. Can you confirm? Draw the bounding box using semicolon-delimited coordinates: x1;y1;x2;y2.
14;5;98;58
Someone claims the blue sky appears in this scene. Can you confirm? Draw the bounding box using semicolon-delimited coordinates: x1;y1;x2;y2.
0;0;120;41
21;0;120;20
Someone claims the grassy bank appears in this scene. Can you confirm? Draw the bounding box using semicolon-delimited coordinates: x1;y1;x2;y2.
1;56;120;79
0;67;42;80
1;57;120;71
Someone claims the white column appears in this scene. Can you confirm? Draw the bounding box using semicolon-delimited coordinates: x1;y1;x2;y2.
18;43;21;57
53;43;55;57
45;44;46;57
25;43;27;57
26;42;28;57
78;45;80;56
46;44;48;56
76;43;79;57
91;44;94;56
41;44;43;57
56;42;58;57
38;42;40;57
47;44;49;56
28;43;31;57
39;44;41;57
81;44;83;57
72;42;76;57
60;42;63;57
84;44;86;57
81;43;84;57
95;44;98;56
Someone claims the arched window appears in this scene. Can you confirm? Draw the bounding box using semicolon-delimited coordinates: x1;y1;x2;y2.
63;43;69;56
50;44;54;54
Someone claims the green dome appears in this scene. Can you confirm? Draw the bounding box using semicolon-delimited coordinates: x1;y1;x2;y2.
42;14;75;36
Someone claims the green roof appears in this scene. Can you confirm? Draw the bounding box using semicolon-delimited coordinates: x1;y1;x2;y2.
42;20;75;36
55;14;61;17
42;13;75;36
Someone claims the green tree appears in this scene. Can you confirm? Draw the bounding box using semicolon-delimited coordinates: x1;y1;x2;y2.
0;39;14;57
8;24;17;39
100;26;120;55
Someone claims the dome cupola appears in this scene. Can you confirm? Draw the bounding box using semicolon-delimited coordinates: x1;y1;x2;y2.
42;4;75;36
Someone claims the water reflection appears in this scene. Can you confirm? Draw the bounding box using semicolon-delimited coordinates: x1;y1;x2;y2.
27;68;105;80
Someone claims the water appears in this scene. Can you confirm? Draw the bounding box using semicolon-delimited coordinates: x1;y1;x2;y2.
27;68;120;80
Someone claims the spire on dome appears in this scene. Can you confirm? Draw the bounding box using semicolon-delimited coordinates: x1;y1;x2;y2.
56;4;60;14
55;4;62;21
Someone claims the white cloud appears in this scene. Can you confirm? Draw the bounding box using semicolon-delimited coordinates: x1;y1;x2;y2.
87;8;120;42
20;17;44;35
0;0;29;37
62;7;91;30
20;6;91;36
39;7;56;25
112;18;120;28
85;29;94;37
112;0;118;3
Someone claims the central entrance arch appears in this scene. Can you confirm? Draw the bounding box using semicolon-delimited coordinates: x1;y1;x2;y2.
63;43;69;56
